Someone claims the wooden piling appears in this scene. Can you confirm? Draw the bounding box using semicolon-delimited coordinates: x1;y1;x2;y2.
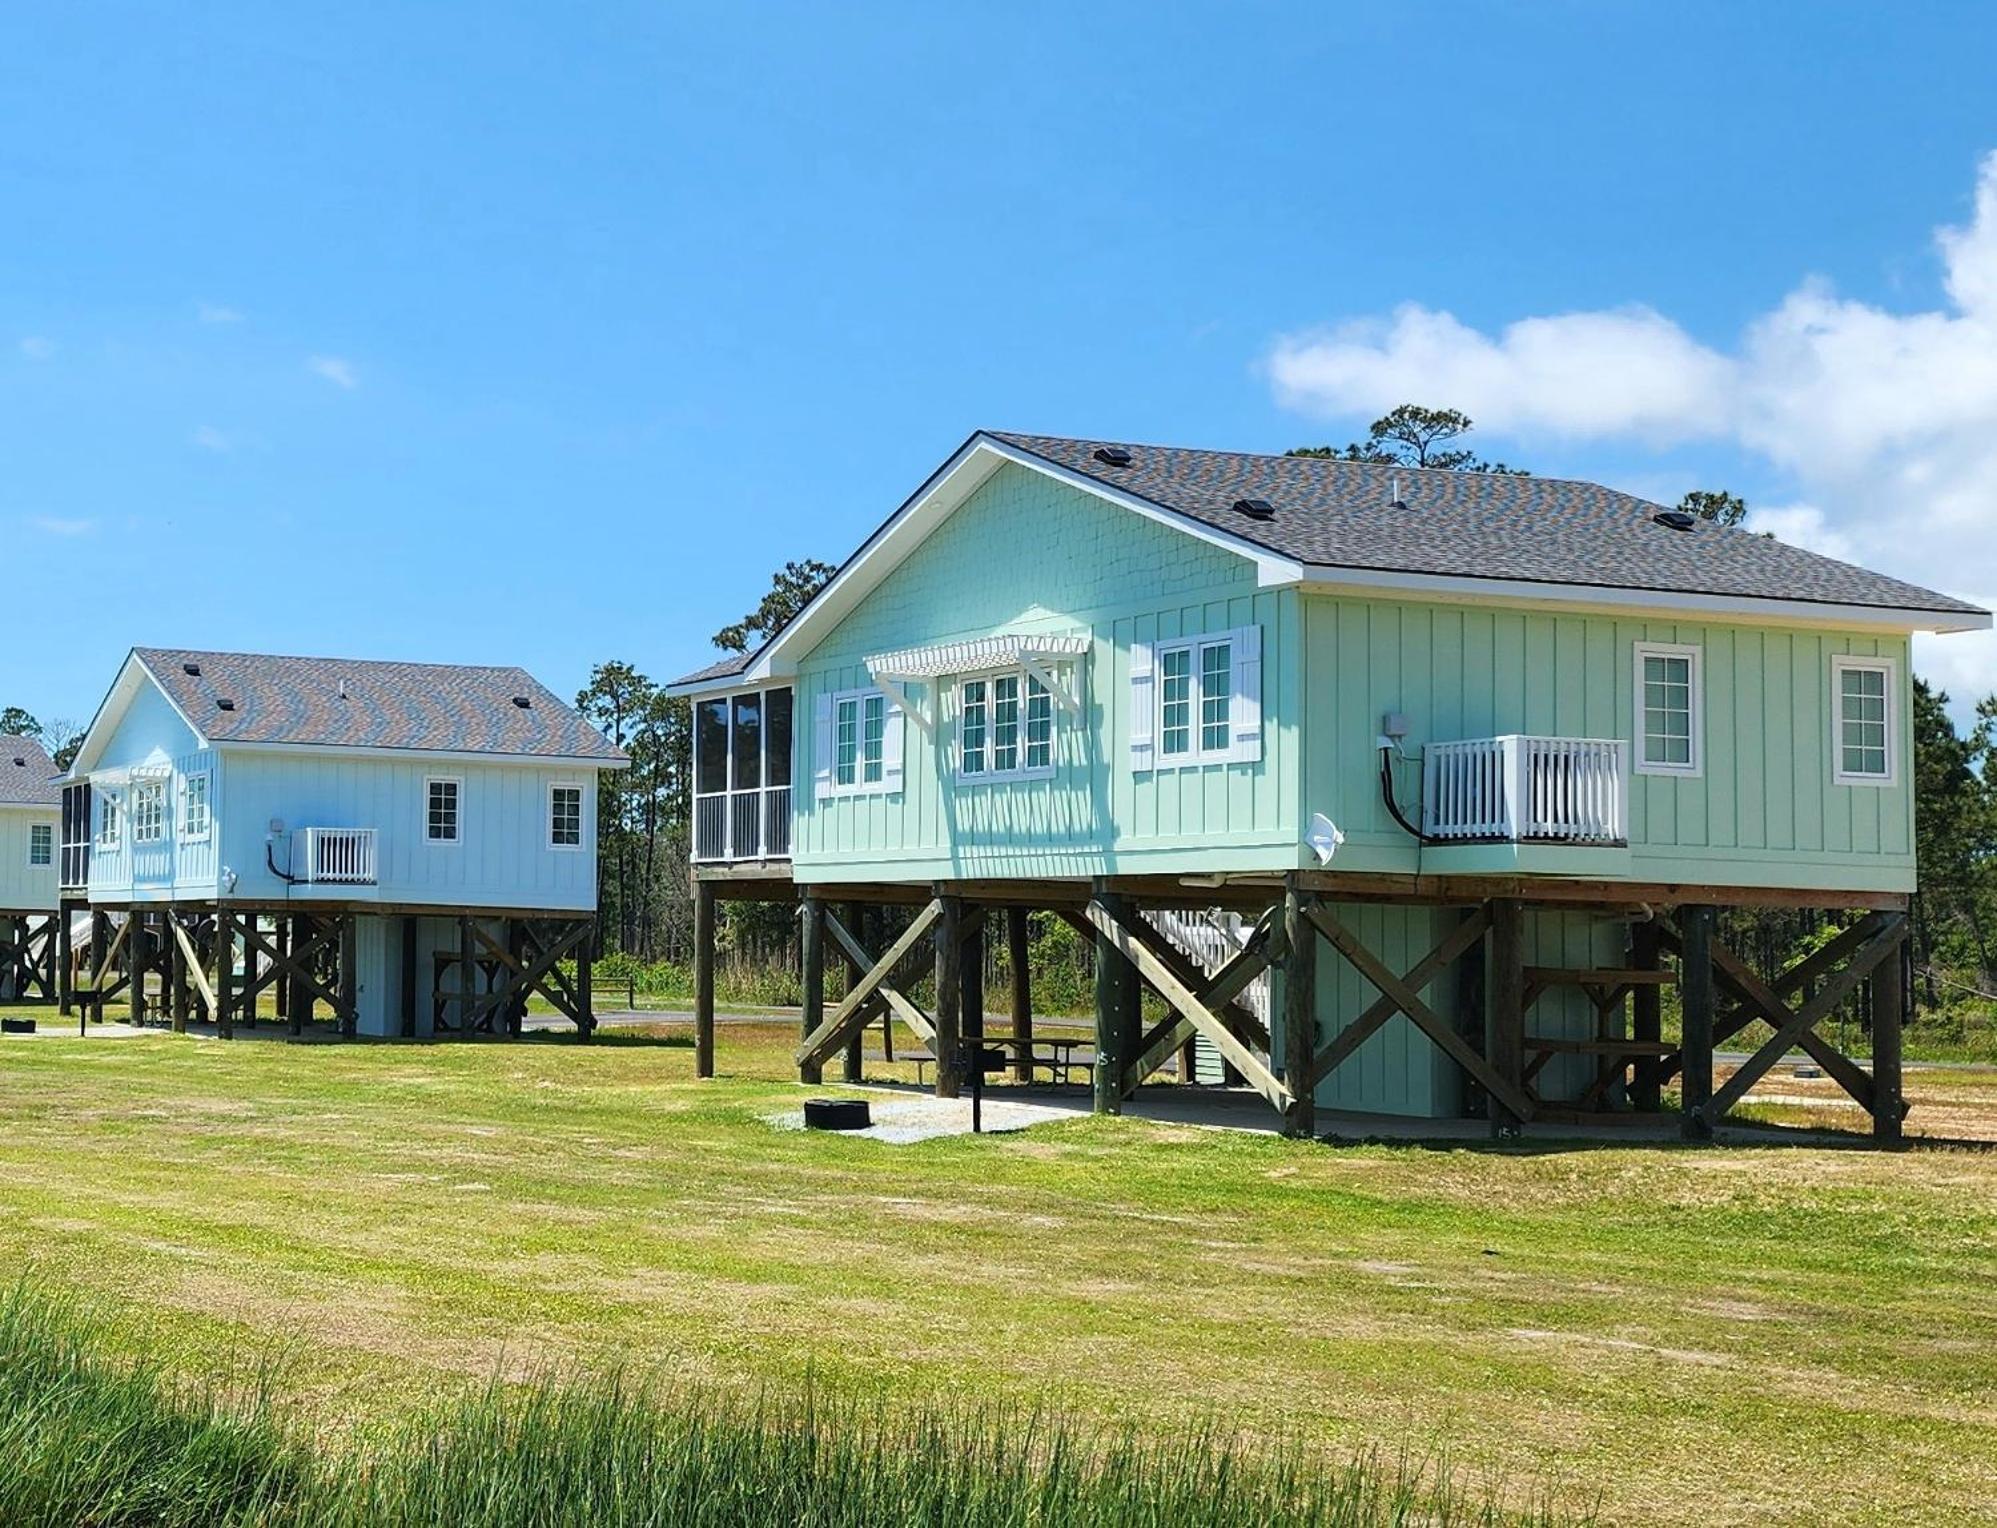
933;892;963;1099
1679;904;1716;1141
1007;907;1032;1082
694;880;716;1078
1282;881;1316;1139
800;896;825;1084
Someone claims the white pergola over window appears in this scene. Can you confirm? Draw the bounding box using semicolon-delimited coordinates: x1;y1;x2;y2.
864;633;1090;735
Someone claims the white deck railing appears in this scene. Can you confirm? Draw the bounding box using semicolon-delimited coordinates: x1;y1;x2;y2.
1422;736;1627;844
297;827;378;885
693;785;791;863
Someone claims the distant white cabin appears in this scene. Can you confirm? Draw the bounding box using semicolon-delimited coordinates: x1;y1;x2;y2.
62;649;627;1037
0;735;59;915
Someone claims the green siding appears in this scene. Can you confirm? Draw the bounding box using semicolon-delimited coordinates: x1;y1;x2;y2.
792;463;1301;882
1301;594;1916;893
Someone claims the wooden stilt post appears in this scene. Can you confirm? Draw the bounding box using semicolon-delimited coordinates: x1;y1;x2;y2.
574;919;595;1039
273;919;290;1022
840;900;865;1083
1090;885;1136;1115
216;909;235;1040
1679;903;1716;1141
1871;932;1906;1146
56;901;73;1017
933;890;963;1099
961;908;985;1076
287;915;306;1036
167;915;186;1034
800;895;825;1084
243;916;259;1028
694;880;716;1078
1282;881;1316;1138
1629;917;1663;1112
457;916;476;1039
339;916;358;1039
398;916;418;1037
127;912;147;1027
1007;907;1032;1083
871;905;893;1064
1487;897;1526;1137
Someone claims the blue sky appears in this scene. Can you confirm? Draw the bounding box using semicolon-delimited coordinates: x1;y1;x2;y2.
7;2;1997;729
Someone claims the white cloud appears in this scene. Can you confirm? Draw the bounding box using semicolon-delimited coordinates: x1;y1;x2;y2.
18;336;54;360
196;301;243;324
307;354;358;389
191;425;232;453
1267;151;1997;697
29;516;96;537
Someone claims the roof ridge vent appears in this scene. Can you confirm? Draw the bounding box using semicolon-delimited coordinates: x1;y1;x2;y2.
1093;445;1133;467
1653;509;1698;532
1232;497;1275;521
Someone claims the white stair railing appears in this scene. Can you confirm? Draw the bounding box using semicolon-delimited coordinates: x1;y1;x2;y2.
1422;736;1627;844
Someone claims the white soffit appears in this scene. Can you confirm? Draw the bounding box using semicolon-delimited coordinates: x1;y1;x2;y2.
865;633;1091;681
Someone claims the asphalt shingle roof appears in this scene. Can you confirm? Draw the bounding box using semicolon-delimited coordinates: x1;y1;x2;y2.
134;649;627;763
991;433;1984;618
0;735;59;806
670;653;754;688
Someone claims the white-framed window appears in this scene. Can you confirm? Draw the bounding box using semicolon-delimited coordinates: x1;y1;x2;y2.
28;823;51;866
179;772;211;841
549;782;583;848
1138;626;1262;770
1634;642;1703;777
957;671;1056;783
815;687;903;799
426;777;461;843
98;794;120;849
1832;655;1897;786
131;780;166;844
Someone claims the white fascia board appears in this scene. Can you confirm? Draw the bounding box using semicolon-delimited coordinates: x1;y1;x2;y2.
661;671;779;700
214;741;631;770
729;434;1306;687
67;651;214;779
0;801;58;812
1296;565;1993;635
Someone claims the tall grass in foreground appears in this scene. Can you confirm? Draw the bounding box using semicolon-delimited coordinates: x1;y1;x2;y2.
0;1283;1565;1527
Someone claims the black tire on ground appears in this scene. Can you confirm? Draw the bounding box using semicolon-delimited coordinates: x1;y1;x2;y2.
803;1097;871;1131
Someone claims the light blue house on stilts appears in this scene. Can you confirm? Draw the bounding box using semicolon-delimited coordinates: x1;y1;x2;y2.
671;431;1988;1142
61;649;626;1038
0;735;59;1003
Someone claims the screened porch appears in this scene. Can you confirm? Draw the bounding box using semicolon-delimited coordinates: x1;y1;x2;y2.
693;686;794;863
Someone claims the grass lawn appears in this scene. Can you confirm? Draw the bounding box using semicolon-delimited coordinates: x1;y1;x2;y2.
0;1019;1993;1524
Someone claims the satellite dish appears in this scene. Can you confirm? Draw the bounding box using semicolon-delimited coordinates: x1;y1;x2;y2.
1305;812;1345;866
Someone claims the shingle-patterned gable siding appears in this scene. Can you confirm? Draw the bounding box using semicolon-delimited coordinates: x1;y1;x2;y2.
992;433;1982;617
0;736;58;806
133;649;625;762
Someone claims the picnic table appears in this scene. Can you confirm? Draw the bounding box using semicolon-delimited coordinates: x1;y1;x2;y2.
864;1034;1097;1086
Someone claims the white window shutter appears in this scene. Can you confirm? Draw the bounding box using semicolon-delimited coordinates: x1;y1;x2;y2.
1231;625;1262;763
1129;641;1156;773
813;693;834;800
881;698;905;794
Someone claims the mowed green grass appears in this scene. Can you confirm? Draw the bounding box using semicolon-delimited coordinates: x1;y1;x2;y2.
0;1023;1993;1525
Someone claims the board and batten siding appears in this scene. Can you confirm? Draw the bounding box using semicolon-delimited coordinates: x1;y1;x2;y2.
1300;594;1917;893
789;462;1302;882
0;808;58;910
224;752;598;910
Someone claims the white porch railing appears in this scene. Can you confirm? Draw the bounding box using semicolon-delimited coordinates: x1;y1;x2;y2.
1422;736;1627;844
693;786;792;863
297;827;378;885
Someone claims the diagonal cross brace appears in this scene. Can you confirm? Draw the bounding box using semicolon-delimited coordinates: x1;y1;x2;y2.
1302;904;1535;1122
1083;899;1292;1114
1697;914;1906;1127
797;899;944;1066
1122;907;1280;1091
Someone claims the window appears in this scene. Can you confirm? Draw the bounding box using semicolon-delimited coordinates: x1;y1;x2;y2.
1634;643;1702;776
958;672;1056;782
180;772;210;840
1832;656;1896;786
961;679;988;775
132;781;166;844
1153;630;1256;766
426;778;461;843
549;783;583;848
819;688;899;798
28;823;51;866
98;794;120;849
